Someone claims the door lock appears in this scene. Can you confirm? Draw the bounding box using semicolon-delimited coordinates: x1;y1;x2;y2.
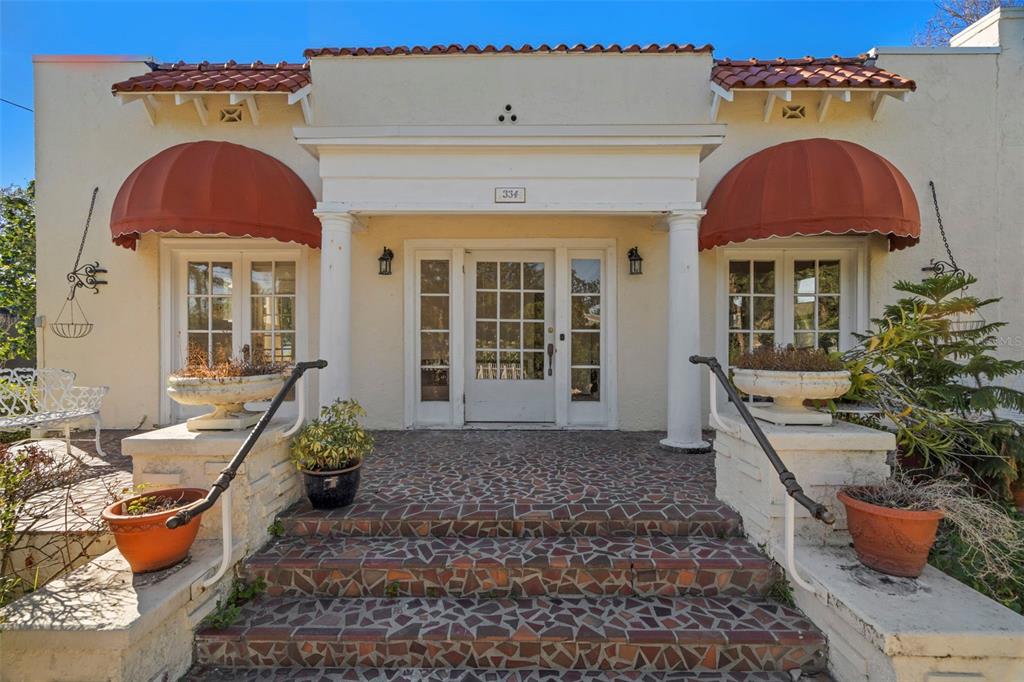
546;342;556;376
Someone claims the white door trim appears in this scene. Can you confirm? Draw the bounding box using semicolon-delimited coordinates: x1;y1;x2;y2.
403;237;618;429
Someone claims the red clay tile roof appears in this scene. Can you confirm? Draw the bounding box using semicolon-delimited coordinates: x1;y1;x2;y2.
713;56;916;91
304;43;713;58
111;61;310;94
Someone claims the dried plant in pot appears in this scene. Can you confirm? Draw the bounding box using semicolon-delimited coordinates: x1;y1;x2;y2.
731;345;850;426
167;346;290;432
102;486;207;573
290;399;374;509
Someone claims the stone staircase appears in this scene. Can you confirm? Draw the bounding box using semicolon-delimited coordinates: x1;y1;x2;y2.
189;500;825;679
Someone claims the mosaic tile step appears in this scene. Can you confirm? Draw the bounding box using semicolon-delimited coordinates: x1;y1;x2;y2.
185;666;797;681
195;595;826;672
245;535;775;598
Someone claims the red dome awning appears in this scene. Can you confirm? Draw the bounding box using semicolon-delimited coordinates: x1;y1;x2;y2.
110;141;320;250
701;138;920;251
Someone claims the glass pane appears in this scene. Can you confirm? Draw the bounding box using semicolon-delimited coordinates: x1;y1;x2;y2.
794;300;815;330
753;261;775;294
476;291;497;319
499;322;521;349
523;262;545;290
729;296;749;330
187;333;209;359
276;332;295;362
572;296;601;330
187;297;209;330
754;332;775;350
523;352;545;380
819;260;840;294
275;262;296;295
572;368;600;402
420;260;449;294
794;332;815;349
523;323;545;350
476;322;497;349
818;296;840;330
421;368;449;401
250;297;272;331
500;262;521;290
571;259;601;294
572;332;600;366
420;332;449;366
818;333;840;353
476;262;497;289
728;261;750;294
499;292;521;320
211;332;233;364
211;297;232;331
794;260;816;295
250;333;272;363
752;296;774;330
475;352;498;379
276;297;295;330
728;332;748;364
522;292;544;320
250;262;273;295
420;297;449;330
188;263;209;295
499;352;522;378
212;263;233;295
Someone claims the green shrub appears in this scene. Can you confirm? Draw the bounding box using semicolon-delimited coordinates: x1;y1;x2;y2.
290;399;373;472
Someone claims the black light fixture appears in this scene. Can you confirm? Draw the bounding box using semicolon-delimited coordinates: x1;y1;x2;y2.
378;247;394;276
627;246;643;275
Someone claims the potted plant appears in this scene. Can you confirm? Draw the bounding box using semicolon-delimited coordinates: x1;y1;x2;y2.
167;346;290;432
290;399;374;509
838;474;1023;580
102;486;207;573
731;345;850;425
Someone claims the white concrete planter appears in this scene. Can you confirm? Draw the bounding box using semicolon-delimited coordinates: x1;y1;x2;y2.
731;369;851;426
166;372;289;431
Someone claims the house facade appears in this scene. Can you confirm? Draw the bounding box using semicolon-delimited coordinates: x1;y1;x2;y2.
32;8;1024;443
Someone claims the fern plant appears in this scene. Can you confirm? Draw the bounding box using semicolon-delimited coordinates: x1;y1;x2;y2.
843;273;1024;497
290;399;374;472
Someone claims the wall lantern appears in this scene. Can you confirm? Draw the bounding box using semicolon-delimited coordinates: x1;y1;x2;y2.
378;247;394;276
627;246;643;275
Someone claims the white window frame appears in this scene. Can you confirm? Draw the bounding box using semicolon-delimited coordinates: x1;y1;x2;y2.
159;238;312;425
403;238;617;429
714;237;869;372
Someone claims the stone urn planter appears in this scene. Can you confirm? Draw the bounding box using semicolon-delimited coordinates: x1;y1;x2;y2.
167;372;289;431
102;487;207;573
732;369;851;426
838;489;943;578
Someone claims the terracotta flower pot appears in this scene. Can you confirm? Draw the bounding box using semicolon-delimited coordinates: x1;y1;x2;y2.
102;487;207;573
1012;482;1024;514
838;489;943;578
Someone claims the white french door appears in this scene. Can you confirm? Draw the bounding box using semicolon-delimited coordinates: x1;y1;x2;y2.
464;251;556;422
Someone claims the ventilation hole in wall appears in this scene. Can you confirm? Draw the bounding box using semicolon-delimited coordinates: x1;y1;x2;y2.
782;104;806;120
219;107;243;123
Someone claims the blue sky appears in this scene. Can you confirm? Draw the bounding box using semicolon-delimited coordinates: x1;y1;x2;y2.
1;1;937;186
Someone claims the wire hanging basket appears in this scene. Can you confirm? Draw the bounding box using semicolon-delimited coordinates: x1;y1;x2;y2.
50;187;106;339
51;297;94;339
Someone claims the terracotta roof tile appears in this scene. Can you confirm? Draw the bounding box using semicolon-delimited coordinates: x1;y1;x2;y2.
304;43;713;58
111;61;310;94
712;56;916;91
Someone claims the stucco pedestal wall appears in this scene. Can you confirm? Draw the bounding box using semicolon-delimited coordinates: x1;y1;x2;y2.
712;406;1024;682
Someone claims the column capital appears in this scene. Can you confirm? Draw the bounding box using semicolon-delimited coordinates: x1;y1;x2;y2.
314;209;365;233
665;209;706;231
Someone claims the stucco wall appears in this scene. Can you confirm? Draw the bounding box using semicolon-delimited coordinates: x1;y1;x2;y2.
33;58;321;427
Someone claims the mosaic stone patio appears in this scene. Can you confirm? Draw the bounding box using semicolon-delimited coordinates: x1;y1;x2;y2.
194;431;826;678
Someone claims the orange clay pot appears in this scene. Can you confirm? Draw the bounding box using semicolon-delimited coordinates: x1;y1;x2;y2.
838;489;943;578
1012;483;1024;514
102;487;207;573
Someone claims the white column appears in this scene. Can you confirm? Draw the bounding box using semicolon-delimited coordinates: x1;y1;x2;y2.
315;211;355;407
661;210;710;452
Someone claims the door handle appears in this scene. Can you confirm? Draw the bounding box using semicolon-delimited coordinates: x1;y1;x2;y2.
547;342;555;376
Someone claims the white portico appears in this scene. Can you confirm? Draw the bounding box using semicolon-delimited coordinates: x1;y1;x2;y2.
300;124;723;447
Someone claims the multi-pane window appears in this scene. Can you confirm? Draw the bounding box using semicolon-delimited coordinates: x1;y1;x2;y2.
475;261;546;381
187;261;234;363
793;259;841;352
249;261;296;363
570;258;601;401
728;260;776;364
420;260;450;401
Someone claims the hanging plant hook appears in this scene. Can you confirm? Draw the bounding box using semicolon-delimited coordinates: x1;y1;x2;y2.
52;187;106;339
921;180;964;278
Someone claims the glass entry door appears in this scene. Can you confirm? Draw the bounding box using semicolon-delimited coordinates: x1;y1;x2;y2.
464;250;556;422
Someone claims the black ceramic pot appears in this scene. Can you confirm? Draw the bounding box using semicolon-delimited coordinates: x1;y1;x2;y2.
302;463;361;509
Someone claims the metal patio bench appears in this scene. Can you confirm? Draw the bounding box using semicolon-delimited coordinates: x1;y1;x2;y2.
0;368;109;457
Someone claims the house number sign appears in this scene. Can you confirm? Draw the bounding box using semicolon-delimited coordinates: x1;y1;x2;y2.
494;187;526;203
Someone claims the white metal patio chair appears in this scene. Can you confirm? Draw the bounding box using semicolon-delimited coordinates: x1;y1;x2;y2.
0;368;109;457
